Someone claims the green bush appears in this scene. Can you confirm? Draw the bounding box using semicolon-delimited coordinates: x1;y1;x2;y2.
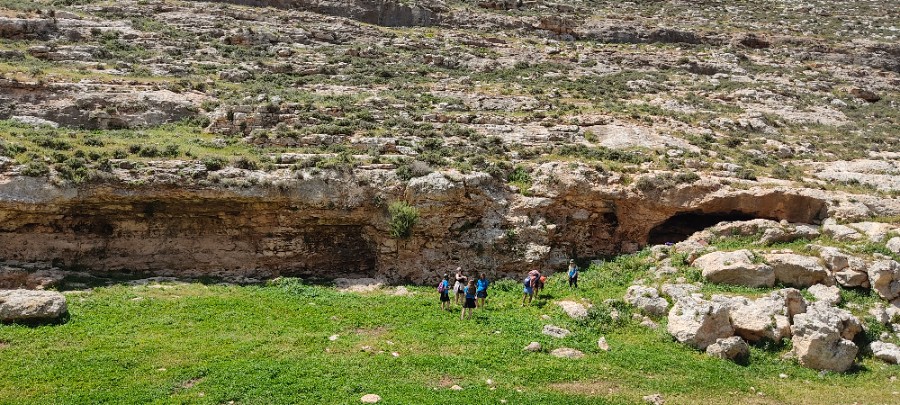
202;156;227;171
388;201;419;239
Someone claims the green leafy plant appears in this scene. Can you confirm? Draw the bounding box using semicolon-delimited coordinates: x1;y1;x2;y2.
388;201;419;239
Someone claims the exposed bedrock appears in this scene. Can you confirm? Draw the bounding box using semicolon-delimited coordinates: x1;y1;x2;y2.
0;169;896;284
192;0;444;27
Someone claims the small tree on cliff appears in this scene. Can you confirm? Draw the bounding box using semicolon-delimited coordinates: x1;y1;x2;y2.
388;201;419;239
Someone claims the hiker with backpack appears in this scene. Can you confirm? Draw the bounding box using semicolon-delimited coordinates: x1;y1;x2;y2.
453;268;467;305
461;279;477;320
475;273;489;308
568;259;579;288
522;271;535;306
528;269;543;298
437;273;451;310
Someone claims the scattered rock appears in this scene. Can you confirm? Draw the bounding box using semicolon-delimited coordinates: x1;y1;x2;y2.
450;385;463;391
542;325;571;339
822;222;864;242
550;348;584;359
660;283;700;300
598;337;610;351
360;394;381;403
643;393;665;405
850;87;881;102
557;300;589;320
667;296;734;350
0;289;68;322
847;222;896;243
764;253;831;288
817;247;869;288
693;250;775;288
335;278;383;292
868;260;900;301
523;341;542;352
808;284;841;306
624;285;669;316
871;341;900;364
790;302;861;372
706;336;750;361
887;237;900;255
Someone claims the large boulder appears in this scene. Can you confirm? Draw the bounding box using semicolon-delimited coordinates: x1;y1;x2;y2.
867;260;900;301
0;289;67;322
818;247;869;288
706;336;750;361
557;300;589;320
887;237;900;255
822;222;864;242
870;341;900;364
667;296;734;350
624;285;669;316
764;253;831;287
723;289;806;342
790;302;861;372
808;284;841;306
693;250;775;287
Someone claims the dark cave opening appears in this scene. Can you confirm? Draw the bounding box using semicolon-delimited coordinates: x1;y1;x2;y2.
647;211;761;245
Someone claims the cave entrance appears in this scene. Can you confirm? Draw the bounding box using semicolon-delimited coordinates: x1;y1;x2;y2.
647;211;760;245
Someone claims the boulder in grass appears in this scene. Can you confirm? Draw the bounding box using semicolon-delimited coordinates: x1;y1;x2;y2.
867;260;900;301
624;285;669;316
764;253;830;288
706;336;750;361
667;296;734;350
0;289;67;322
550;348;584;359
693;250;775;288
557;300;589;320
790;302;861;372
871;341;900;364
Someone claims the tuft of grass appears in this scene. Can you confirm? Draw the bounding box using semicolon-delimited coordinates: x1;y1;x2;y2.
388;201;419;239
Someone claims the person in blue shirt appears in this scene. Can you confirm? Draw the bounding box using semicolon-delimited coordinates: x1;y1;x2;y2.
475;273;489;308
438;273;451;310
567;259;579;288
461;280;477;320
522;272;535;306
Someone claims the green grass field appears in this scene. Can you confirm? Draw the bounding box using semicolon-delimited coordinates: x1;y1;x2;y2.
1;254;899;404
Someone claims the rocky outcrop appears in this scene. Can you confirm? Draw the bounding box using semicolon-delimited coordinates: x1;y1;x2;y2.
0;18;57;40
867;260;900;301
693;250;775;288
817;247;870;288
870;341;900;364
624;285;668;316
193;0;444;27
790;302;861;372
706;336;750;361
808;284;841;306
722;289;806;343
667;296;733;350
1;168;880;284
0;289;68;322
764;253;830;288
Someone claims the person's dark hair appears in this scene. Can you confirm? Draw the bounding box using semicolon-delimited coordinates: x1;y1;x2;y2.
479;273;486;279
443;273;449;280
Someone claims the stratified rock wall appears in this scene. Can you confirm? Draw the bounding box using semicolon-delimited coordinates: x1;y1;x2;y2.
2;168;891;284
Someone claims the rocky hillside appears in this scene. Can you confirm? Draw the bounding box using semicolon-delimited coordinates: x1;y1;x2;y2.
0;0;897;282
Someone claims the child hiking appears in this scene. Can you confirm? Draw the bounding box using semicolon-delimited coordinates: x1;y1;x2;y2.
461;279;477;320
476;273;489;308
568;259;579;288
438;273;451;310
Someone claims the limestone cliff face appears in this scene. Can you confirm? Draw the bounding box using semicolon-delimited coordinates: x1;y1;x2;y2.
0;167;897;284
193;0;444;27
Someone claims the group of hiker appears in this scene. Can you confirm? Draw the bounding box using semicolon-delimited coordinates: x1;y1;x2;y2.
438;259;580;320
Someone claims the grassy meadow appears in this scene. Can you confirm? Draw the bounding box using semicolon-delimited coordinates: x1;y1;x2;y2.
2;248;900;404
